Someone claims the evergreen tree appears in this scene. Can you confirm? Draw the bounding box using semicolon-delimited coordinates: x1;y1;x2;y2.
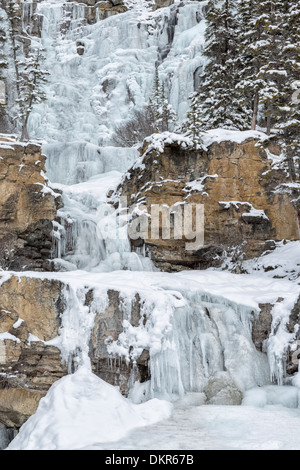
158;83;177;132
148;64;161;131
195;0;251;131
148;64;177;133
181;92;204;149
236;0;291;133
273;0;300;180
17;46;49;141
6;0;21;102
0;26;7;115
5;0;49;141
0;11;8;95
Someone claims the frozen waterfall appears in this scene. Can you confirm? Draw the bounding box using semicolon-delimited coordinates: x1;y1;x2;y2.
16;0;300;424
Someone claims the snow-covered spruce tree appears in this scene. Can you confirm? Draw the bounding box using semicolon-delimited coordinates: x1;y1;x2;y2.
257;0;287;135
6;0;22;102
6;0;49;141
235;0;262;131
0;9;9;131
159;82;177;132
148;64;161;132
181;92;204;149
194;0;251;131
235;0;290;133
236;0;299;178
0;11;8;101
148;64;177;133
17;46;49;141
273;0;300;180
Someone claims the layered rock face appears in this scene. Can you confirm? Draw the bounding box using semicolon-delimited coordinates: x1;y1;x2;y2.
0;136;61;271
89;290;150;395
0;276;149;434
1;0;128;42
0;276;66;391
70;0;128;25
0;275;66;437
1;0;43;38
117;138;300;271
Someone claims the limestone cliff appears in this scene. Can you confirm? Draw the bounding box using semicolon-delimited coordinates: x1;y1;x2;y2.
0;135;61;271
0;276;148;433
117;136;300;271
0;275;66;432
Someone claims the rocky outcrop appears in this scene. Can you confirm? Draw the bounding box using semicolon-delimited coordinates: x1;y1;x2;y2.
1;0;43;38
251;304;273;352
0;136;61;271
0;388;45;428
117;137;299;271
0;276;67;392
153;0;175;10
89;290;150;395
68;0;128;25
0;275;67;442
0;276;149;430
204;372;243;406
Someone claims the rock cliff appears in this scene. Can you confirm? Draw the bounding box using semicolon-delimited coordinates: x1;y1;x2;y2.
0;275;149;435
0;275;66;436
117;135;300;271
0;135;61;271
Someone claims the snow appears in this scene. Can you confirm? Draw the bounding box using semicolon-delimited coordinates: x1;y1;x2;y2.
7;366;173;450
144;131;194;153
0;332;21;343
81;402;300;450
0;144;14;150
11;379;300;450
242;385;300;409
202;128;269;149
12;318;23;329
241;241;300;281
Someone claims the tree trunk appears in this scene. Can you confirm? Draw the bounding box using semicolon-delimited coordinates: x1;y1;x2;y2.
266;114;271;135
287;146;296;182
252;91;259;130
20;113;30;142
